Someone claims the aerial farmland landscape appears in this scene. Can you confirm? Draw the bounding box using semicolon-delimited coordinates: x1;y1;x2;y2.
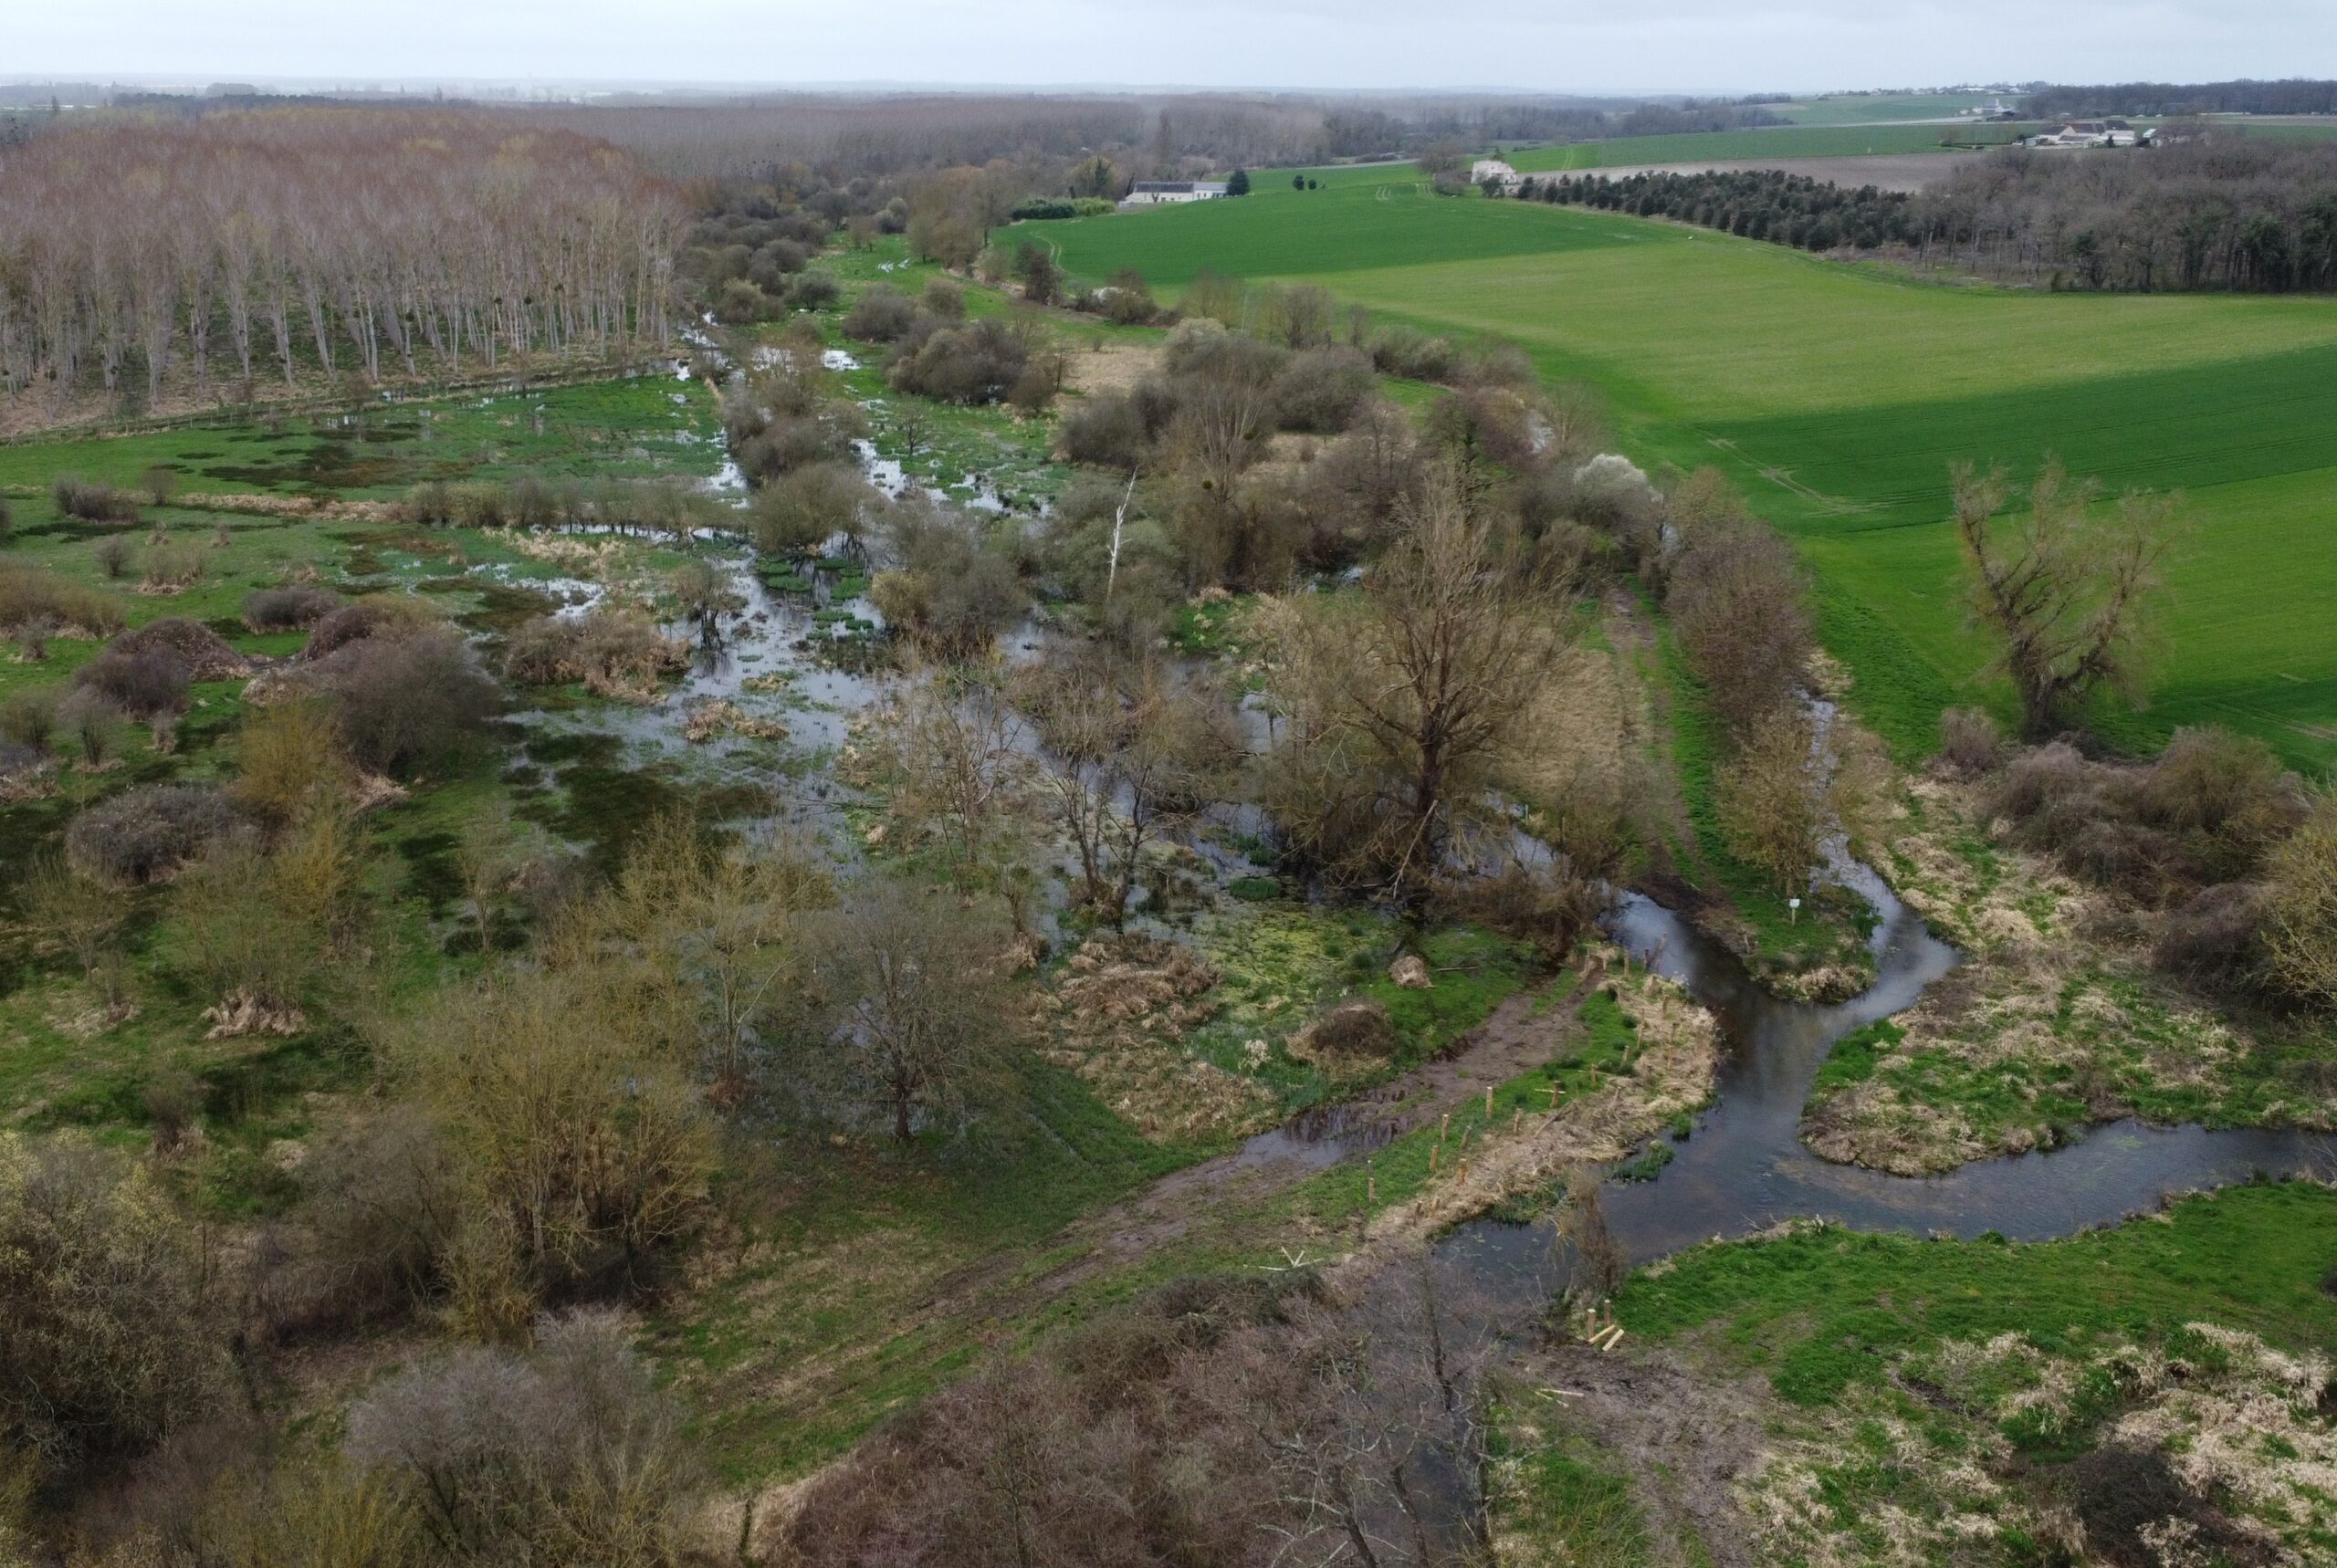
5;3;2337;1563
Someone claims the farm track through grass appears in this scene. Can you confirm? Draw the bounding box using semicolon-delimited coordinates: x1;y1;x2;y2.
1042;185;2337;770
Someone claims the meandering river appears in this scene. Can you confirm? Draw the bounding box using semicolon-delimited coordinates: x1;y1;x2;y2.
1440;863;2337;1304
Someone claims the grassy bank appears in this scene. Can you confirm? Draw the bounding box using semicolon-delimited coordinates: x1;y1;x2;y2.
1603;1182;2337;1562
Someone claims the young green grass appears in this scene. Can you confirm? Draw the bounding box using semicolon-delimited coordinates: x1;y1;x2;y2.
1621;1181;2337;1406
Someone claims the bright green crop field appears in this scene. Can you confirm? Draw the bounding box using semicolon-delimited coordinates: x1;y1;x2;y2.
1040;183;2337;772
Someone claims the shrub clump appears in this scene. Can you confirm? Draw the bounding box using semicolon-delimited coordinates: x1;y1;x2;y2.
868;500;1026;655
504;609;688;700
242;584;344;632
100;616;254;681
300;626;501;775
750;461;877;557
1269;344;1377;434
888;315;1033;405
49;474;141;524
301;596;439;661
0;565;125;639
2263;792;2337;1009
1937;706;2004;778
0;1132;229;1482
65;782;249;884
1994;729;2306;904
1057;388;1156;470
72;643;192;723
842;284;918;342
346;1310;706;1561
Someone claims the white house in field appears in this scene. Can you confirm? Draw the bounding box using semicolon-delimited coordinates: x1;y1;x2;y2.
1119;181;1230;208
2029;120;2143;148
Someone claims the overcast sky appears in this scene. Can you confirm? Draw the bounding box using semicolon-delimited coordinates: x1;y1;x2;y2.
14;0;2336;95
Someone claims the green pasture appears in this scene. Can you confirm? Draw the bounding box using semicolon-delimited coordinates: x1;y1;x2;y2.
1766;92;2002;125
1505;121;1970;171
1042;183;2337;771
2227;116;2337;142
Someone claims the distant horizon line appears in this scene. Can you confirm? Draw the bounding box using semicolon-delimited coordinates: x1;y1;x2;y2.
0;74;2081;102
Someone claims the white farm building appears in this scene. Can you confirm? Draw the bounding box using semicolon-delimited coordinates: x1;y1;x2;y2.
1119;181;1231;208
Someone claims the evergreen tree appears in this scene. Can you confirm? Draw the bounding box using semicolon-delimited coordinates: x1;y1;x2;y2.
1226;168;1250;196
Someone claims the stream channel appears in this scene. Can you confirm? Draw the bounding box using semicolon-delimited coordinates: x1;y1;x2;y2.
1437;862;2337;1309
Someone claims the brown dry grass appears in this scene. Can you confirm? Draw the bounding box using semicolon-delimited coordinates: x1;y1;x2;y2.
1040;935;1272;1142
1806;777;2317;1176
1059;340;1158;397
178;491;402;523
1736;1320;2337;1565
682;698;788;743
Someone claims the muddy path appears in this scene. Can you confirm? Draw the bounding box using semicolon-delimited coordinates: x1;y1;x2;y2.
1058;987;1581;1272
732;984;1593;1442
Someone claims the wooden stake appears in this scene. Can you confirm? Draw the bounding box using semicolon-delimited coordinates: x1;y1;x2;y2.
1430;1146;1439;1176
1457;1159;1468;1185
1484;1086;1494;1116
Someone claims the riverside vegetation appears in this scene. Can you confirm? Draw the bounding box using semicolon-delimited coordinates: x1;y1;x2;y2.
0;89;2331;1568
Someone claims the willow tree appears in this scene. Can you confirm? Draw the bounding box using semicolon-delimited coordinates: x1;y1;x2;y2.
1953;460;2178;737
1260;465;1573;909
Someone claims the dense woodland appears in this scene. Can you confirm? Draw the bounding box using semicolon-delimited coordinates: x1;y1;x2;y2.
1522;169;1918;252
1913;138;2337;290
0;113;684;415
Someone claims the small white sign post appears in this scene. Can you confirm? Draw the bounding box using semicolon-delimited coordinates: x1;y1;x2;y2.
1787;896;1802;925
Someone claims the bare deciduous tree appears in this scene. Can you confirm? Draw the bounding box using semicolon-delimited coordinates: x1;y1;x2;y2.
802;878;1020;1144
888;666;1028;883
1018;652;1242;925
0;114;682;413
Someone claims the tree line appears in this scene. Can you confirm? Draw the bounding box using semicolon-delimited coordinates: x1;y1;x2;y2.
1521;169;1919;252
0;110;686;416
2021;78;2337;119
1532;141;2337;293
